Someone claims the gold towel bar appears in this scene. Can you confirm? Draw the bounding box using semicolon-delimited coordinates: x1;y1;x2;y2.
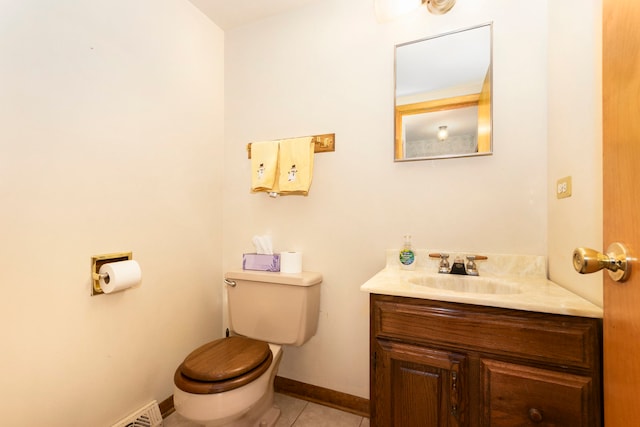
247;133;335;159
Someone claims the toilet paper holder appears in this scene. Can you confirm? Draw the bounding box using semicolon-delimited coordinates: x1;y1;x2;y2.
91;251;132;296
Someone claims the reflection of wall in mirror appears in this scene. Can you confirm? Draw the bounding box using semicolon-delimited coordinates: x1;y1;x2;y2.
403;104;479;158
477;67;492;152
396;94;481;159
406;134;477;158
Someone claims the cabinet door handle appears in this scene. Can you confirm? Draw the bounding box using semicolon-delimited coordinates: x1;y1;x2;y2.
528;408;543;423
450;371;459;418
450;404;458;417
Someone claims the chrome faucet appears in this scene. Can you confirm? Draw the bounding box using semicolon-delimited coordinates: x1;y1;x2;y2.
429;253;487;275
436;253;450;273
465;256;479;276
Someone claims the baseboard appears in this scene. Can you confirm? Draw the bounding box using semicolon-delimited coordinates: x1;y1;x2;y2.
160;377;370;419
159;395;175;418
274;376;370;418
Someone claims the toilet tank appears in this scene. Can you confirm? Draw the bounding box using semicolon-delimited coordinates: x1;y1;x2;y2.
224;270;322;346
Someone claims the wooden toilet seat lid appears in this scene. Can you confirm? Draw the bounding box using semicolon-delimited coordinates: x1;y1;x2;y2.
180;336;271;382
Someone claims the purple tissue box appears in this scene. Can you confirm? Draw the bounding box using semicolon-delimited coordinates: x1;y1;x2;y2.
242;253;281;272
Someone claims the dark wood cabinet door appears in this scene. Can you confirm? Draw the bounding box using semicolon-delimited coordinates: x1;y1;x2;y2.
372;338;467;427
481;359;596;427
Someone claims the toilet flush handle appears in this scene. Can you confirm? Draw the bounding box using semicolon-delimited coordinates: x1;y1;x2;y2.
224;278;237;287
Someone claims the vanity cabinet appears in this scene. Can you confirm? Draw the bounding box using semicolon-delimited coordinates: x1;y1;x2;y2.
370;294;602;427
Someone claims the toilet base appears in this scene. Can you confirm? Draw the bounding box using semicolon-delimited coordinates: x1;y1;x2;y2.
255;405;280;427
214;387;280;427
229;404;280;427
196;392;280;427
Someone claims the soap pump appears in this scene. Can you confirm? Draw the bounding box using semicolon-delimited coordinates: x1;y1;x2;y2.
399;235;416;270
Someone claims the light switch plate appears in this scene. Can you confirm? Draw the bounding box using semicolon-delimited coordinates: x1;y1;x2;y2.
556;176;572;199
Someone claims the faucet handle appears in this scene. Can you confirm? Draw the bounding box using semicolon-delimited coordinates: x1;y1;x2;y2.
429;253;451;273
465;255;488;276
429;253;448;258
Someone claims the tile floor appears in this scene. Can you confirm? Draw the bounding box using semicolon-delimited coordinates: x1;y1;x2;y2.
164;393;370;427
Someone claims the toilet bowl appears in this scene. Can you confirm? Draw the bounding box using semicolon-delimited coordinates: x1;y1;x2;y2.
173;270;322;426
174;338;283;427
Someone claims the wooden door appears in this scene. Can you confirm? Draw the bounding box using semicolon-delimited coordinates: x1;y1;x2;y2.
603;0;640;424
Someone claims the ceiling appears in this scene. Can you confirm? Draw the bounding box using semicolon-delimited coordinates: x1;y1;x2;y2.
187;0;319;30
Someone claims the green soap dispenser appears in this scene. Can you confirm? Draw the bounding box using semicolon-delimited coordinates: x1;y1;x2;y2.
399;234;416;270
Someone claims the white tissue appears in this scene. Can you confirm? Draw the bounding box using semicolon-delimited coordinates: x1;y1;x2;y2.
252;235;273;255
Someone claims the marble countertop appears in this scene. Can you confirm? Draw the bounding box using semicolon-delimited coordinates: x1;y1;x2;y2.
360;250;603;319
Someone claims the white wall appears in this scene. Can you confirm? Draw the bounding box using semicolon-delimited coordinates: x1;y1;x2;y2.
0;1;224;425
224;0;551;399
548;0;603;306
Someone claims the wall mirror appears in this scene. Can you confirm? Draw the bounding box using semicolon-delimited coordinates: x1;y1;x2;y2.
395;23;493;161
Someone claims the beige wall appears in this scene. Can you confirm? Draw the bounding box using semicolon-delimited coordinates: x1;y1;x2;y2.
0;0;602;423
0;0;224;425
224;0;555;399
548;0;603;305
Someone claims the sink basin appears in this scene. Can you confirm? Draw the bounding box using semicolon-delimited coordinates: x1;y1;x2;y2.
408;275;521;295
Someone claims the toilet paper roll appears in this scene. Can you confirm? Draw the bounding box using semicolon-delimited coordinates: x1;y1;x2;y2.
280;251;302;274
99;260;142;294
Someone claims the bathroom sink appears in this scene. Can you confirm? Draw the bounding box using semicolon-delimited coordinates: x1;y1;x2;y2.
408;275;521;295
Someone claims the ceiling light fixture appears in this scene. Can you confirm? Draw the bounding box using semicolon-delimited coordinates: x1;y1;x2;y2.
424;0;456;15
374;0;456;22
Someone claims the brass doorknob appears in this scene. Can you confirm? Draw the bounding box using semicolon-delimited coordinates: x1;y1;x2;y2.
573;242;632;282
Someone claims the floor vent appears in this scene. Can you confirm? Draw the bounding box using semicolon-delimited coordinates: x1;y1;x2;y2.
111;400;163;427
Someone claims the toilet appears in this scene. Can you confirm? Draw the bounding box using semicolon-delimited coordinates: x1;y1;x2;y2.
173;270;322;426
